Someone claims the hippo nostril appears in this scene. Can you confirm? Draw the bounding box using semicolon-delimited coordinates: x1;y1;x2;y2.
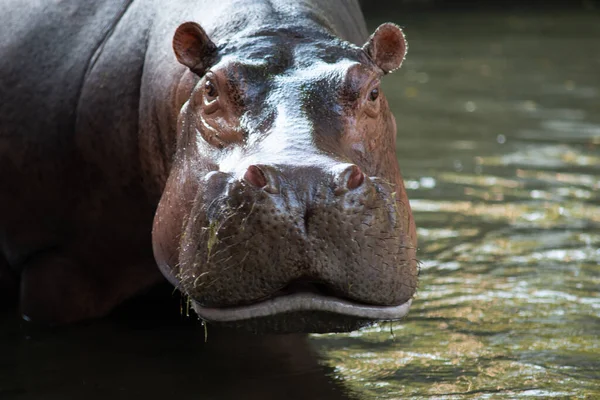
244;165;267;188
346;165;364;190
333;164;365;195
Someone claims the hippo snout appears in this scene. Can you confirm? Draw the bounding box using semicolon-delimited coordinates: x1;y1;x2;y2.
170;162;416;331
243;163;365;194
232;162;371;235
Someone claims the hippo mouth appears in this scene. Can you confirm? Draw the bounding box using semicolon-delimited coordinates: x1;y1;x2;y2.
191;281;413;323
167;168;418;333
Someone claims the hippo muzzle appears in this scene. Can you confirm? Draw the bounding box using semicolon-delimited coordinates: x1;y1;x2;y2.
176;161;414;331
153;21;418;333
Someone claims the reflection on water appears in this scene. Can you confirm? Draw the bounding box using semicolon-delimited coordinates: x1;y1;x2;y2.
311;9;600;399
2;8;599;400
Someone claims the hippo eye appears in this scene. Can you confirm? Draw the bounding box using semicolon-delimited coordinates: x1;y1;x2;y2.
369;87;379;102
363;84;381;118
204;79;218;101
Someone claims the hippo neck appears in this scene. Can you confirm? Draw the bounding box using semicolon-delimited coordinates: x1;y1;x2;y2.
138;0;369;203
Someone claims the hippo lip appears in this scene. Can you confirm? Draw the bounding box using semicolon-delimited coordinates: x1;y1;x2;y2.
191;293;412;322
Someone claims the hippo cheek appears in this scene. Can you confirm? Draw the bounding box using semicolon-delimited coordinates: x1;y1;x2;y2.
152;170;231;289
175;170;417;333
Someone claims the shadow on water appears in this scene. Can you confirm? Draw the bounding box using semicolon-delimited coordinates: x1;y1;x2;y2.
0;291;357;400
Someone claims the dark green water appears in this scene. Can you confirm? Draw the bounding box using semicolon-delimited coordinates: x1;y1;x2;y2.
2;9;599;400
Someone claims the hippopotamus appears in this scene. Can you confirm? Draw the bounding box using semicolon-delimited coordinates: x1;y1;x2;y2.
0;0;417;333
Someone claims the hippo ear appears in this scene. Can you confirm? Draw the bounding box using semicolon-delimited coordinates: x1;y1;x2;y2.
362;23;407;74
173;22;217;75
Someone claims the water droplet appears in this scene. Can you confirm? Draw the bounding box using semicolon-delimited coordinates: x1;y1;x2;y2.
523;100;537;111
453;160;463;171
417;72;429;84
465;101;477;112
405;87;418;98
405;180;420;190
497;134;507;144
419;177;436;188
480;64;491;77
405;70;418;81
530;190;543;199
564;80;575;90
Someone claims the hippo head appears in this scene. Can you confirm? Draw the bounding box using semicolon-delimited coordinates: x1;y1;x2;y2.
152;21;417;333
